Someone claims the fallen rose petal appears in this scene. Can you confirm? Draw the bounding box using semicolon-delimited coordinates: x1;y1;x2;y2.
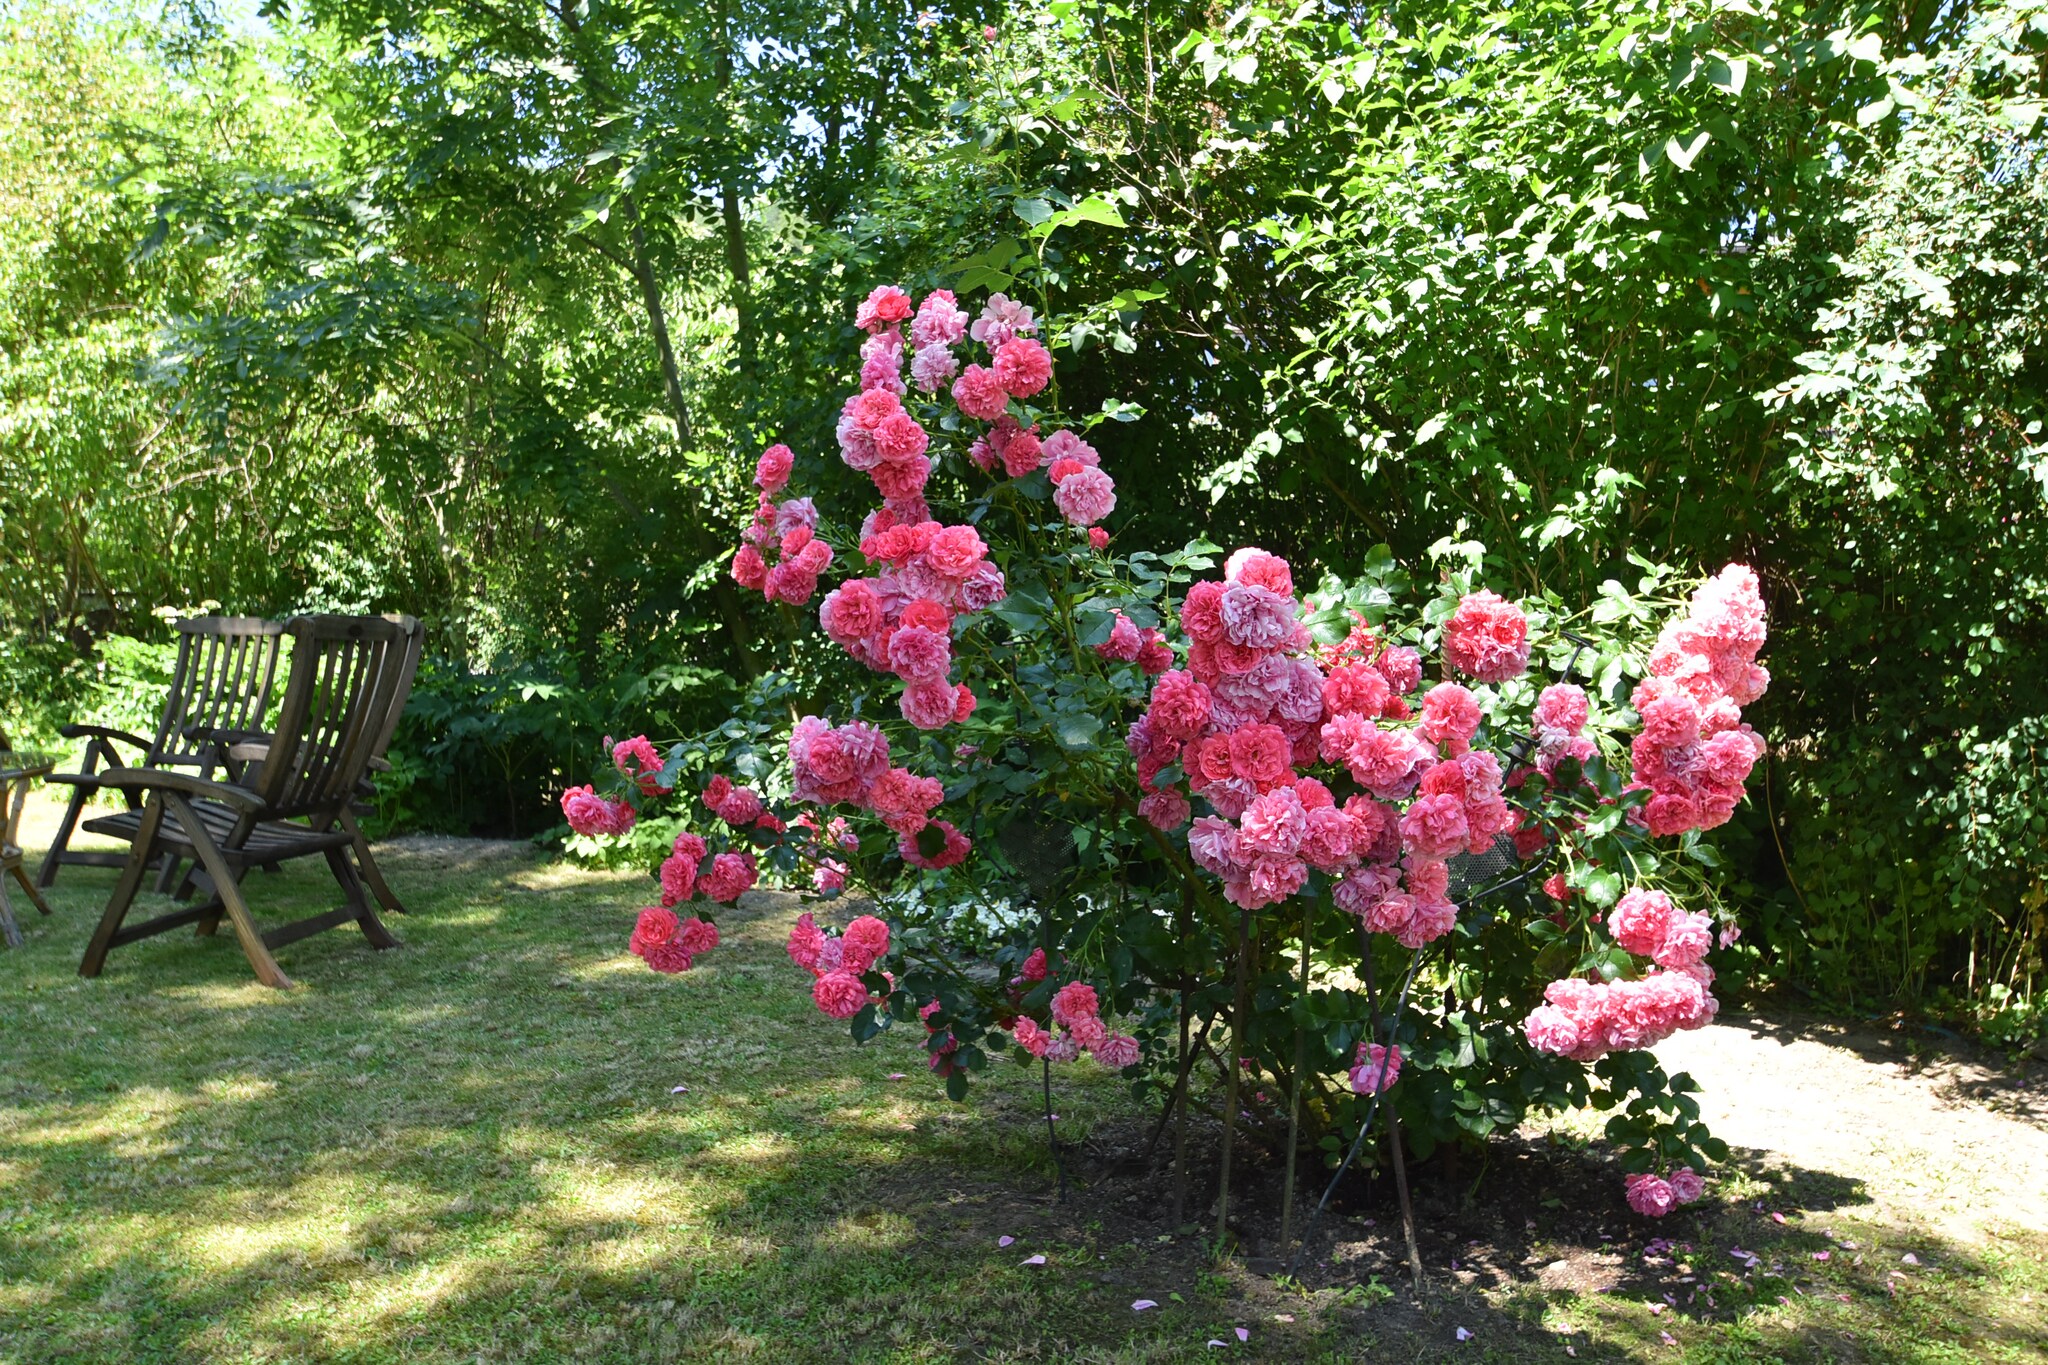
669;1085;689;1094
886;1072;907;1080
1455;1327;1473;1341
1771;1212;1787;1224
1660;1331;1678;1346
1020;1254;1045;1266
998;1235;1014;1247
1814;1250;1830;1261
1648;1303;1666;1315
1235;1327;1249;1342
1207;1340;1227;1348
1901;1253;1919;1266
1273;1313;1294;1323
1131;1300;1157;1312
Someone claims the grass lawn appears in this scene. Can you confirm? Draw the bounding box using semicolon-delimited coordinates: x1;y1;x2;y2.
1;796;2043;1363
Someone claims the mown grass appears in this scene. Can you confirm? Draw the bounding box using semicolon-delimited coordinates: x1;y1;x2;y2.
0;801;2042;1363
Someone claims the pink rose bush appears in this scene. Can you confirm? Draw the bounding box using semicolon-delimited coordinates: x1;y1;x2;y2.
570;284;1772;1216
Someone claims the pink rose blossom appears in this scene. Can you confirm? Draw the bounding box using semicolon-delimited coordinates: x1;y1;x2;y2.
926;524;987;579
1667;1167;1707;1204
1350;1042;1402;1094
699;852;757;904
1626;1173;1677;1219
1051;981;1100;1027
871;412;929;464
658;852;696;907
841;915;891;973
645;942;693;973
677;917;719;956
1052;466;1116;527
900;819;971;869
1093;1032;1141;1069
787;912;825;970
731;544;768;590
629;906;678;957
910;341;958;393
887;625;952;682
970;293;1037;349
1139;788;1192;830
951;364;1010;420
992;336;1053;397
562;785;633;838
1012;1016;1053;1058
1418;682;1483;749
754;443;794;493
912;290;968;346
1443;589;1531;682
1376;645;1423;696
854;284;912;333
1536;683;1590;735
1399;792;1470;859
900;677;959;731
813;970;870;1018
1610;888;1677;957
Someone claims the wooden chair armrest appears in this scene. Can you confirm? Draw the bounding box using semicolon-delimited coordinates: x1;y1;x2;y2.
57;723;153;752
44;771;113;789
367;755;391;773
227;742;273;763
93;768;269;814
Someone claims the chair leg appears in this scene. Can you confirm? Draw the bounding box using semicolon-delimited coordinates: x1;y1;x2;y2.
337;809;407;914
36;784;91;889
0;878;19;948
78;798;166;978
325;847;400;950
9;863;52;916
155;855;186;896
162;794;292;989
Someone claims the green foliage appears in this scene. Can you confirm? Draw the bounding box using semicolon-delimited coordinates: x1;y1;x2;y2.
2;0;2045;1031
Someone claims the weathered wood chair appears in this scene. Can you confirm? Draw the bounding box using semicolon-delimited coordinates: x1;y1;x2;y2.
156;613;427;916
38;616;288;890
313;612;425;915
76;615;420;988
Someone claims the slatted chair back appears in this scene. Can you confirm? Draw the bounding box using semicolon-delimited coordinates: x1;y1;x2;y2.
366;614;426;767
147;617;290;772
246;615;418;821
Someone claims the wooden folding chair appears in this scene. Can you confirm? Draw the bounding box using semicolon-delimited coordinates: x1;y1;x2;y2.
38;617;288;890
319;613;425;915
76;615;420;988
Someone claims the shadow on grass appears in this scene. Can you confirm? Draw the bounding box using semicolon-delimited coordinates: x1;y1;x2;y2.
3;829;2044;1363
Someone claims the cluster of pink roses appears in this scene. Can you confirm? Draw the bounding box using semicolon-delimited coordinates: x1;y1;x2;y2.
561;784;635;837
1625;1167;1707;1218
609;735;672;796
1131;553;1524;950
787;910;893;1019
1094;609;1174;673
1523;888;1720;1061
1008;977;1142;1070
732;446;835;605
628;906;720;974
822;524;995;731
788;715;971;870
1629;565;1770;836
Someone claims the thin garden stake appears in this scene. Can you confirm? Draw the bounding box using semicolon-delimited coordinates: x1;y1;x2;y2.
1362;942;1426;1288
1172;987;1193;1226
1042;1055;1067;1201
1278;893;1314;1249
1213;908;1254;1243
1287;942;1431;1275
